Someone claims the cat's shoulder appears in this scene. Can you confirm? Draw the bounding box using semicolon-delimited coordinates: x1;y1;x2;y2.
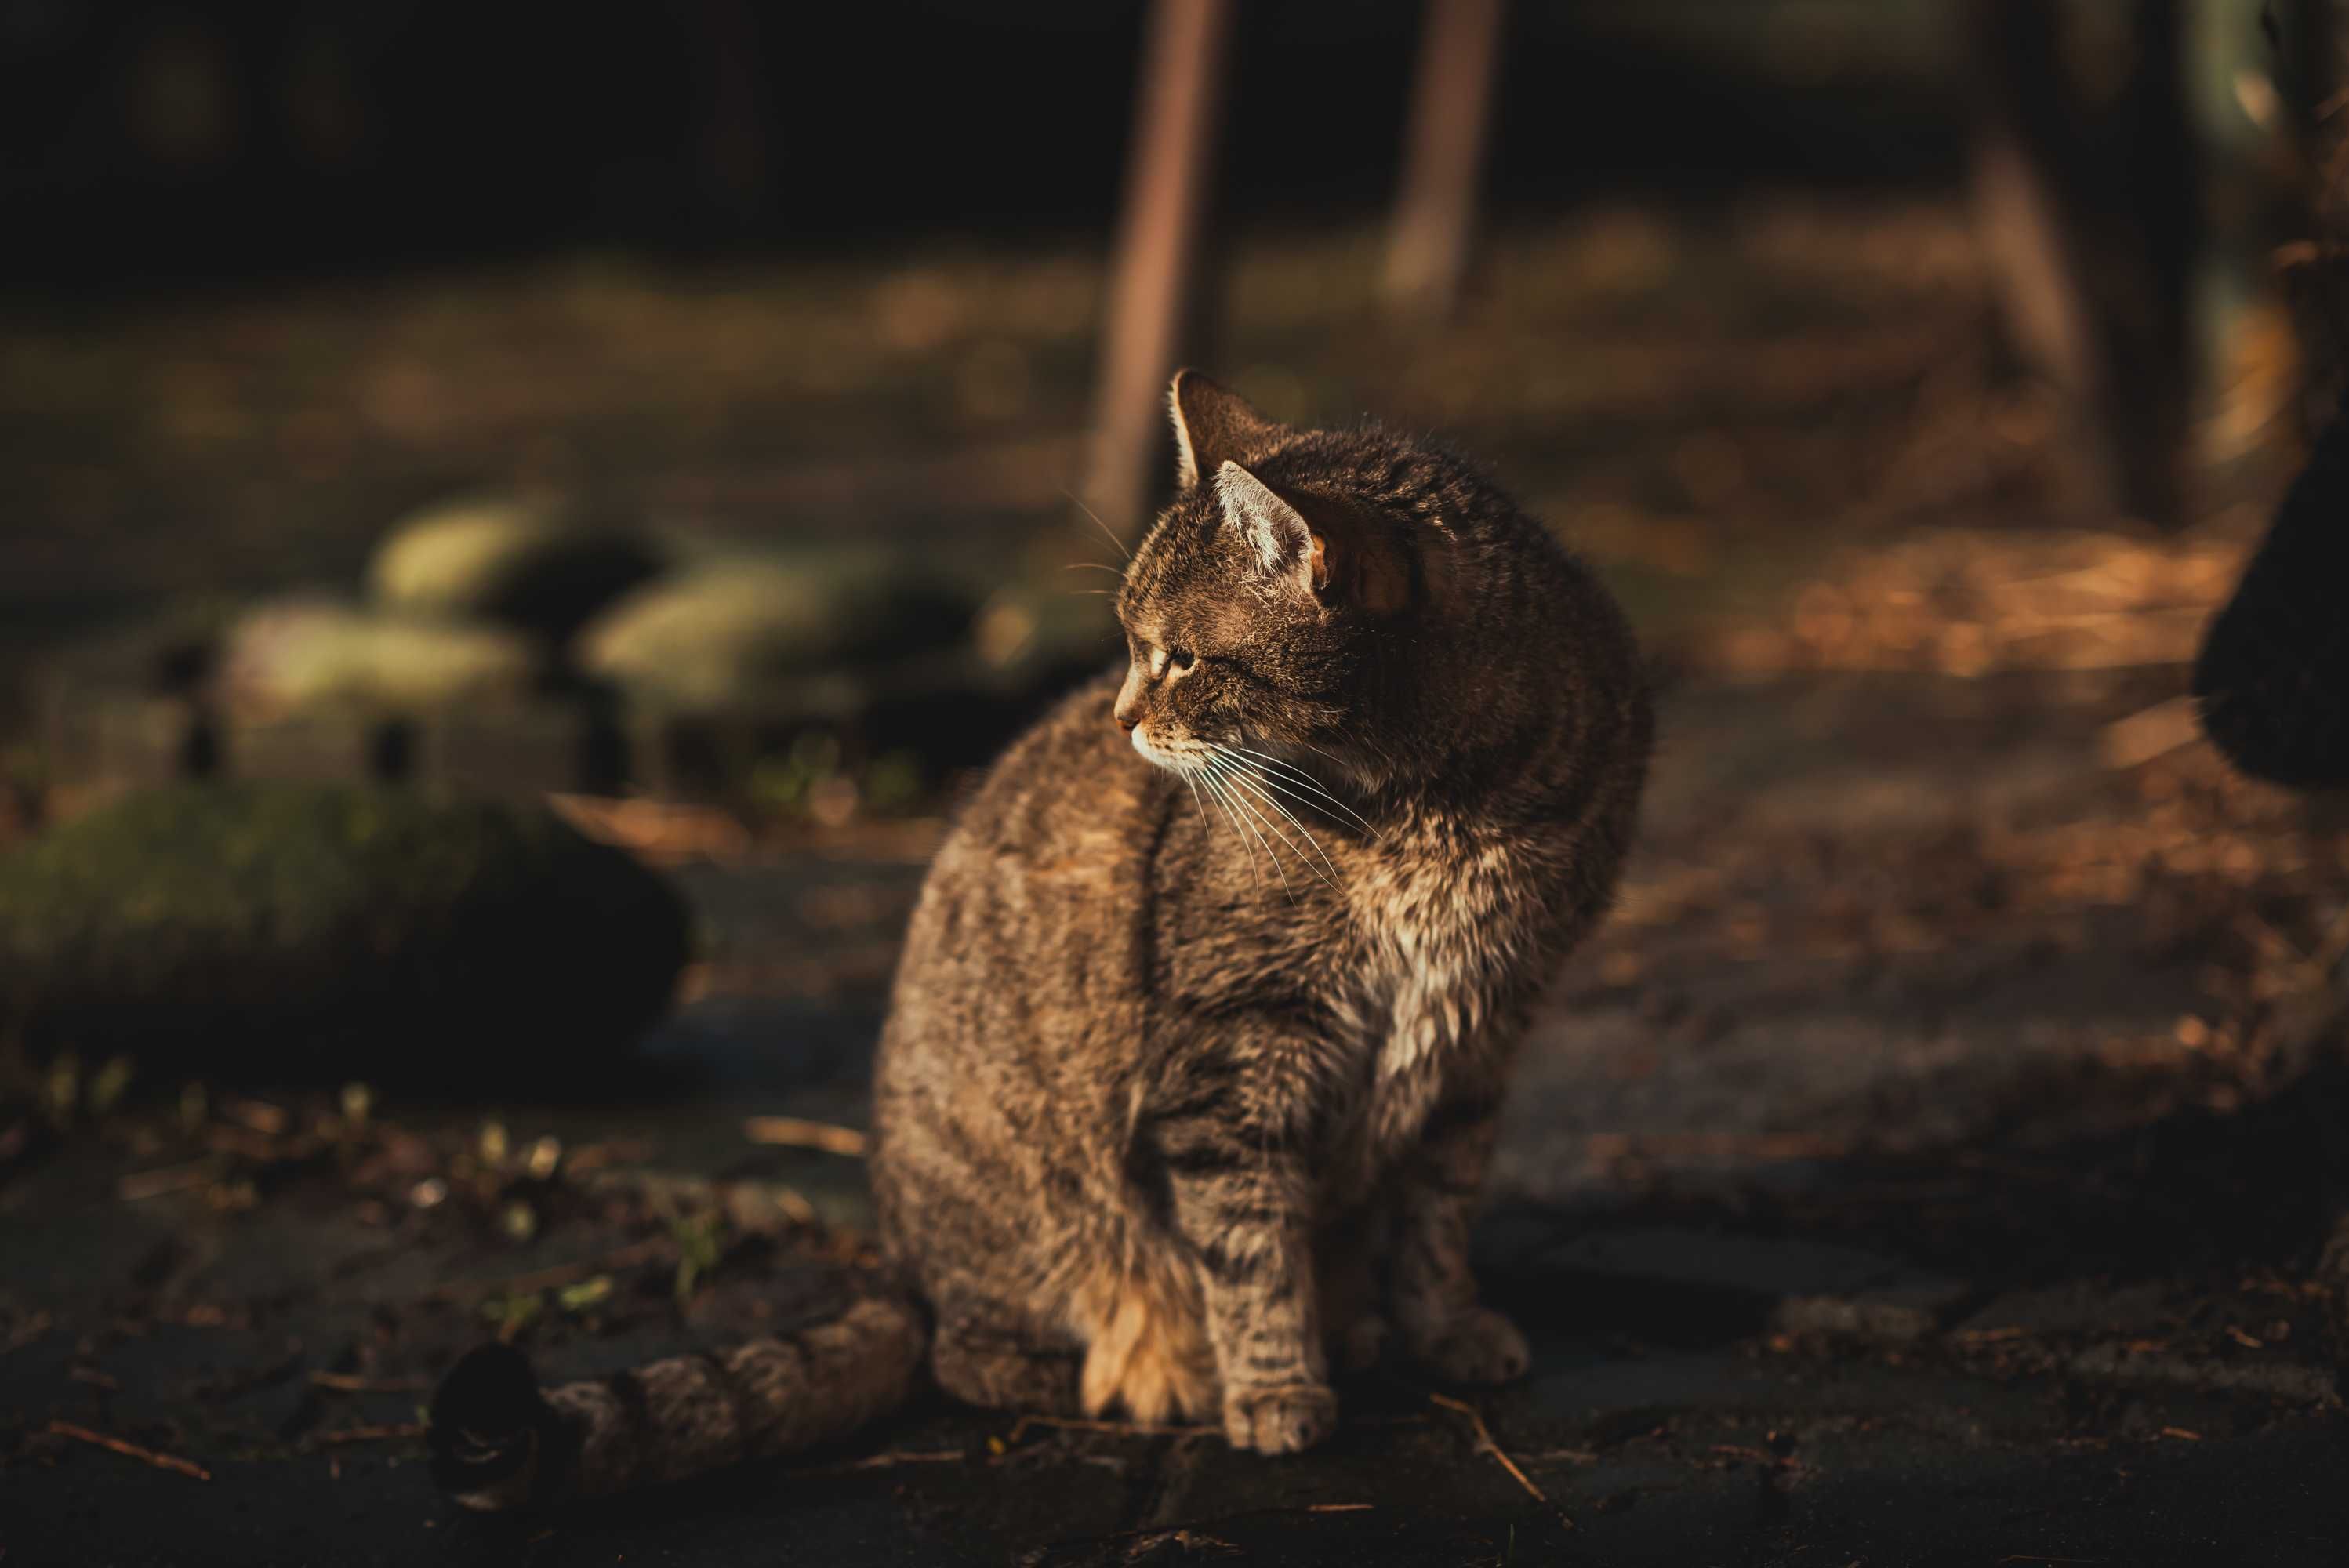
940;666;1163;845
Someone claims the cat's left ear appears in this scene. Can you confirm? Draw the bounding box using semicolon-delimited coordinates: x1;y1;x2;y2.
1171;370;1283;490
1217;462;1328;596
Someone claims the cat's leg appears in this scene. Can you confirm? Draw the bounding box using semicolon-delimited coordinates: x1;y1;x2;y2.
928;1304;1084;1414
1144;1033;1337;1454
1390;1091;1530;1385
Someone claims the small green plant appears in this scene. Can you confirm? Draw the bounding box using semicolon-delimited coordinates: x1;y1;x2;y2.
670;1210;726;1306
748;732;844;818
862;750;926;816
87;1056;135;1116
480;1290;543;1339
557;1275;613;1315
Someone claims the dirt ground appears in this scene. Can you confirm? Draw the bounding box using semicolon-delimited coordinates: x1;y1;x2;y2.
4;198;2347;1564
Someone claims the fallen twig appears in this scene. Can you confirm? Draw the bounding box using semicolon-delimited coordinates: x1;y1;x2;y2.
45;1421;211;1482
307;1371;429;1394
1429;1393;1558;1516
118;1160;216;1201
742;1116;868;1157
4;1312;53;1353
307;1423;427;1447
793;1447;967;1475
219;1097;289;1136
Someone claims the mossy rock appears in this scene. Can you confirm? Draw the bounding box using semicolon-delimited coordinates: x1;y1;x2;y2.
369;496;665;641
217;599;543;718
576;550;977;711
0;784;690;1085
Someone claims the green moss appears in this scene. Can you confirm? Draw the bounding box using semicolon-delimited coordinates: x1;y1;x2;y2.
576;550;977;711
0;783;689;1085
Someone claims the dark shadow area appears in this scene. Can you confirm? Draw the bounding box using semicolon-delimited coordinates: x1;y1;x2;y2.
0;4;1962;298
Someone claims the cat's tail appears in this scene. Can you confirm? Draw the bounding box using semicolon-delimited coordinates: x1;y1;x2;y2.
427;1294;927;1511
2195;408;2349;789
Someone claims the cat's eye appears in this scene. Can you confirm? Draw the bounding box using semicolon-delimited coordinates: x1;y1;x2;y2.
1167;648;1196;673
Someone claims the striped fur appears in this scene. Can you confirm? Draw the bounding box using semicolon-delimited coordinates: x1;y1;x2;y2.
430;372;1650;1502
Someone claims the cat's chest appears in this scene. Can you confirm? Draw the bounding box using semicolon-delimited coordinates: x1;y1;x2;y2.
1337;835;1541;1145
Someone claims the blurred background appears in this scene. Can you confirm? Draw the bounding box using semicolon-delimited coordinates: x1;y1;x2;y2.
8;5;2349;1562
0;0;2322;830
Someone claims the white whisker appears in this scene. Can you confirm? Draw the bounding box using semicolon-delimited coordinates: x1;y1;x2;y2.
1059;486;1131;561
1202;764;1291;902
1207;758;1324;898
1214;762;1340;888
1225;761;1378;841
1182;772;1211;833
1194;768;1262;894
1214;743;1381;839
1303;735;1389;785
1204;763;1291;902
1211;760;1343;891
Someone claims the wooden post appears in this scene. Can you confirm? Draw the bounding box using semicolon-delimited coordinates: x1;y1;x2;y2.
1081;0;1234;541
1384;0;1509;322
1965;0;2197;530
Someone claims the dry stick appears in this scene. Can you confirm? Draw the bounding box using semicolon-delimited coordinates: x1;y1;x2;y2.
4;1311;53;1353
45;1421;211;1482
307;1424;427;1447
1427;1393;1556;1515
117;1160;216;1201
307;1371;429;1394
793;1448;968;1475
742;1116;868;1157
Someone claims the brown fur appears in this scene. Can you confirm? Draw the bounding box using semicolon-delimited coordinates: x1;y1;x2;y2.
430;372;1650;1504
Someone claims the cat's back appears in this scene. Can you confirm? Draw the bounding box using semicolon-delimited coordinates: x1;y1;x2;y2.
876;670;1171;1106
933;670;1160;874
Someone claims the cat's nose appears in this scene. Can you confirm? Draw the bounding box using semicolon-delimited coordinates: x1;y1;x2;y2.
1115;710;1139;734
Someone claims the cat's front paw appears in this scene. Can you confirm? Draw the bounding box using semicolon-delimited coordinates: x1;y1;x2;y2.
1222;1381;1338;1454
1410;1306;1531;1386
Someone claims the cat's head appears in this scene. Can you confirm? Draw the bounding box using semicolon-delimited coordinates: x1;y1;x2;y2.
1112;371;1472;793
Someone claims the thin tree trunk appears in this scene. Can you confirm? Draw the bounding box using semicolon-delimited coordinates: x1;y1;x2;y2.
1384;0;1508;322
1965;0;2198;531
1082;0;1234;542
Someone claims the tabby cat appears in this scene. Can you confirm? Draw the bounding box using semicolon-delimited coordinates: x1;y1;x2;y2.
430;372;1651;1507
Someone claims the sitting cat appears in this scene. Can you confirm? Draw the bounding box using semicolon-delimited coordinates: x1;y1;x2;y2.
431;371;1651;1506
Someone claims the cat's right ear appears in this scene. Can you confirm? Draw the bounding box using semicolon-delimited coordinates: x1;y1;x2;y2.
1170;370;1283;490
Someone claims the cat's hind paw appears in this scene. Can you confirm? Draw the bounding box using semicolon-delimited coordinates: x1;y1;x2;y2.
1411;1306;1531;1386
